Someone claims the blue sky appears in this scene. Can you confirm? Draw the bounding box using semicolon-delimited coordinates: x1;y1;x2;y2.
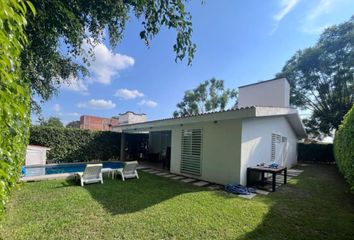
35;0;354;125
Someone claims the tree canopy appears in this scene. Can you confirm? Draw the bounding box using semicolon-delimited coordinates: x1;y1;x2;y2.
66;120;81;128
23;0;197;112
278;16;354;137
173;78;237;117
40;117;64;128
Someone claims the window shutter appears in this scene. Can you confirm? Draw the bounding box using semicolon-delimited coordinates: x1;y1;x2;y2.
181;129;202;176
271;133;282;162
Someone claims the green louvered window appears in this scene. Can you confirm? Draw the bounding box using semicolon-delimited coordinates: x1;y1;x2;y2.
181;129;202;176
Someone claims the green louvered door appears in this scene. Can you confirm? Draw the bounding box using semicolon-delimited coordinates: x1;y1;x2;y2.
180;129;202;176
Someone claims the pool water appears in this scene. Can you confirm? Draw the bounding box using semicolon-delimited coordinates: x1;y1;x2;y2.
23;162;124;177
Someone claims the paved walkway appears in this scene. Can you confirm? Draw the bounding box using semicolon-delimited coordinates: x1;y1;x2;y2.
140;168;223;191
139;167;304;200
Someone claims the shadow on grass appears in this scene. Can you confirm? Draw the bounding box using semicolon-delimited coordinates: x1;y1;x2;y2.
69;171;204;215
240;164;354;240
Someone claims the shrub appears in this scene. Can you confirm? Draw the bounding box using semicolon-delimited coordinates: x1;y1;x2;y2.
0;0;35;214
297;143;334;163
334;105;354;190
30;126;121;162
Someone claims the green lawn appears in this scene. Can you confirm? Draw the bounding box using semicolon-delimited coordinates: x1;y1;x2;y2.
1;165;354;240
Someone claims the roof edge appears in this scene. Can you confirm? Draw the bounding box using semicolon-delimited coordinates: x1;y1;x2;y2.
239;77;289;89
115;107;256;131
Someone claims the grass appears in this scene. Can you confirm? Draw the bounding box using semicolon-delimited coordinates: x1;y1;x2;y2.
0;164;354;240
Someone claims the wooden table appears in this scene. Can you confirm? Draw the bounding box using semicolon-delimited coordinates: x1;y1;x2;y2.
247;166;287;192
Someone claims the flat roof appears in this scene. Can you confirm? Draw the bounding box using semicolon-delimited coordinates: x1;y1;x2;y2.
119;111;146;116
113;106;307;138
238;77;289;89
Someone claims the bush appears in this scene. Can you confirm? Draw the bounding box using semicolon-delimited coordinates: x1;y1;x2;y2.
30;126;121;162
297;143;335;163
334;105;354;190
0;1;34;214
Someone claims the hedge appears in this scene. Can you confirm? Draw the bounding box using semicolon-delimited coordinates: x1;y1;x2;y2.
297;143;335;163
30;126;121;162
334;105;354;190
0;1;34;214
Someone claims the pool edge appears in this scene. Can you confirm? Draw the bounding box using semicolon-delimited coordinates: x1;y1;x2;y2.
21;173;76;182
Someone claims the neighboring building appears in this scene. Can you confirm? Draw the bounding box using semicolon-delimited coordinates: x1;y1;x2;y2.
80;112;146;131
116;111;147;125
114;78;307;185
80;115;119;131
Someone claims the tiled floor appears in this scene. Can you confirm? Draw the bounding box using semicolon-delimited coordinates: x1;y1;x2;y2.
193;181;209;187
163;174;176;178
181;178;197;183
155;172;169;176
171;176;185;180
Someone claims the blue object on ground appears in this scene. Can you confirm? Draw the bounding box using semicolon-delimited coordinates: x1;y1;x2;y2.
21;167;27;175
225;184;254;195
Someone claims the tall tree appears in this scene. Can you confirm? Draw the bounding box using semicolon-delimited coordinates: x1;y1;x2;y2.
40;117;64;128
23;0;198;112
173;78;237;117
278;16;354;137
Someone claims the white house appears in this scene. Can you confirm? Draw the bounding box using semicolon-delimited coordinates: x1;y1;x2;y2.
114;78;306;185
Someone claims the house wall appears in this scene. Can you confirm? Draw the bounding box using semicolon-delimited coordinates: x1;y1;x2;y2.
238;78;290;108
169;119;242;185
239;116;298;185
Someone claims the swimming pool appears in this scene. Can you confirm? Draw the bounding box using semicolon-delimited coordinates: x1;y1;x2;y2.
23;162;124;178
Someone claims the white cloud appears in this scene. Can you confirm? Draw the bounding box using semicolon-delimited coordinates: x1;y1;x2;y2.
61;75;89;94
138;99;158;108
87;42;135;84
66;112;80;117
114;88;144;100
270;0;300;35
77;99;116;110
301;24;330;34
305;0;332;21
298;0;354;34
273;0;300;22
61;40;134;93
53;104;61;112
300;0;335;34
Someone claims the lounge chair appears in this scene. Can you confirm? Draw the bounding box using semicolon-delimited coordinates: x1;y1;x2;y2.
115;161;139;181
77;164;103;186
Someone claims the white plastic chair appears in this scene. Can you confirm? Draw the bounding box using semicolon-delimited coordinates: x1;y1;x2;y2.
115;161;139;181
77;164;103;186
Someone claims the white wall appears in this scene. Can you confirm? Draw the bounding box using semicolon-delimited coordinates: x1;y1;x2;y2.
119;112;146;125
239;116;298;185
26;145;50;166
170;119;242;185
238;78;290;108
